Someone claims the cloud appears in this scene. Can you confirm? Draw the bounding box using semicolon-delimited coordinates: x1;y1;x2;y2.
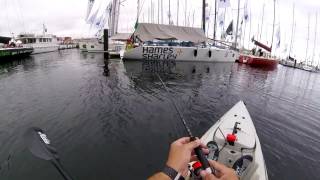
1;0;320;63
0;0;90;37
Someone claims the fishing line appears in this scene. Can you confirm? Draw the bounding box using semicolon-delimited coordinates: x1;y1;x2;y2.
155;73;213;174
156;73;193;137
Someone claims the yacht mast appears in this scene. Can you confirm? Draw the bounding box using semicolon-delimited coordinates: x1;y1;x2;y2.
271;0;276;53
248;8;252;49
289;4;295;56
207;7;212;37
312;12;317;64
202;0;206;33
184;0;187;26
151;0;153;23
161;0;163;24
305;13;310;63
176;0;179;26
234;0;240;49
137;0;140;23
158;0;160;24
169;0;171;24
213;0;217;42
110;0;119;36
259;3;265;42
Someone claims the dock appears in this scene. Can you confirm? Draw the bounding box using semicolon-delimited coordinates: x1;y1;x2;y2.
0;47;33;59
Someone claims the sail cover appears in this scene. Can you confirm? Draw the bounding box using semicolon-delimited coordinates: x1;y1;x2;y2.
133;23;207;43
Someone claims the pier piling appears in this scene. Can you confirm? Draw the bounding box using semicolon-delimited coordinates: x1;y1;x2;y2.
104;29;109;59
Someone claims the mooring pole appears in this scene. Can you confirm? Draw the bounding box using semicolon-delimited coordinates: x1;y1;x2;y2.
104;29;109;59
202;0;206;33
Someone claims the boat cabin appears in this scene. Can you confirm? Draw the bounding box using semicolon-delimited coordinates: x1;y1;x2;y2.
17;34;57;44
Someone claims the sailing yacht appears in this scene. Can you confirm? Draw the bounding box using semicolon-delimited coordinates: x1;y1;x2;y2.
280;56;297;68
238;0;279;69
280;4;297;68
297;13;318;72
121;23;238;62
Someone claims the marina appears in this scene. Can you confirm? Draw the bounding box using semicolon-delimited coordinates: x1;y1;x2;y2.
0;0;320;179
0;50;319;180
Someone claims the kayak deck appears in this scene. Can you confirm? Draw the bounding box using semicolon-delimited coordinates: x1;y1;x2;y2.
191;101;268;180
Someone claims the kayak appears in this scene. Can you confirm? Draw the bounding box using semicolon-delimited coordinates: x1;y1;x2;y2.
188;101;268;180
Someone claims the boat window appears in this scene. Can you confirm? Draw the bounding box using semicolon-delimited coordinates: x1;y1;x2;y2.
27;38;36;43
40;38;42;42
91;45;94;48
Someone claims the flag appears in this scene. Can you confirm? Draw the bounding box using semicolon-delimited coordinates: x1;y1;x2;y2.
218;0;231;9
276;26;281;48
87;8;98;24
283;44;288;53
218;12;224;26
86;0;95;19
94;13;104;28
134;20;138;29
43;24;47;33
226;20;233;35
205;5;210;21
243;3;249;22
238;20;243;37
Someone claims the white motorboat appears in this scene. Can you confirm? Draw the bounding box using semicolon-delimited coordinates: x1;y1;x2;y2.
121;23;239;62
188;101;268;180
280;59;296;67
86;33;130;57
301;65;314;72
16;33;59;54
78;38;98;52
279;56;298;68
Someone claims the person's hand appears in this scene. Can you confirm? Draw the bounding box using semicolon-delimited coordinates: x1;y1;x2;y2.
166;137;208;173
200;160;238;180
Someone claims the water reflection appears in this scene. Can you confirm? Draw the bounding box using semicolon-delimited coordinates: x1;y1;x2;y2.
0;50;319;180
0;56;35;75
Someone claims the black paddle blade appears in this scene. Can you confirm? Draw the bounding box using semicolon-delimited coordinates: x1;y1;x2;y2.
25;127;59;161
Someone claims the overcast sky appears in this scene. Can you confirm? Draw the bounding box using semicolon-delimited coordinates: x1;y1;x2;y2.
1;0;320;62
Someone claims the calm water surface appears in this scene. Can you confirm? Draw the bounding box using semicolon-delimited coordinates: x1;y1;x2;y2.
0;49;319;180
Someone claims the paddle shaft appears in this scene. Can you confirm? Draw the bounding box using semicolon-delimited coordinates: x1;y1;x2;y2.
156;73;212;173
51;159;74;180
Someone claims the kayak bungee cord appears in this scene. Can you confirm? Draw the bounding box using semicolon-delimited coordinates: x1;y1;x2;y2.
156;73;213;174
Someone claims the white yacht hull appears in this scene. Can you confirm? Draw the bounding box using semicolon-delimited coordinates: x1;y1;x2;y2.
79;42;88;52
122;46;239;62
24;44;58;54
280;59;296;67
86;42;125;55
33;46;58;54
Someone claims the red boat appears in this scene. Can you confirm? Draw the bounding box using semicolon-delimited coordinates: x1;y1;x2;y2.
238;38;279;70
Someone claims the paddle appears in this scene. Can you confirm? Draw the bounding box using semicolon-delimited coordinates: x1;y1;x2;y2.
24;127;74;180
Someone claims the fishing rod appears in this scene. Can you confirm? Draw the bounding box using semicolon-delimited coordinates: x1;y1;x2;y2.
25;127;74;180
156;73;213;174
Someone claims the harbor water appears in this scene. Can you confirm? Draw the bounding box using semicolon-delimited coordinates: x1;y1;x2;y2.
0;49;319;179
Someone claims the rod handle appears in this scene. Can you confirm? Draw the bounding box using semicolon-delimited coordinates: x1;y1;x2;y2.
190;137;213;174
